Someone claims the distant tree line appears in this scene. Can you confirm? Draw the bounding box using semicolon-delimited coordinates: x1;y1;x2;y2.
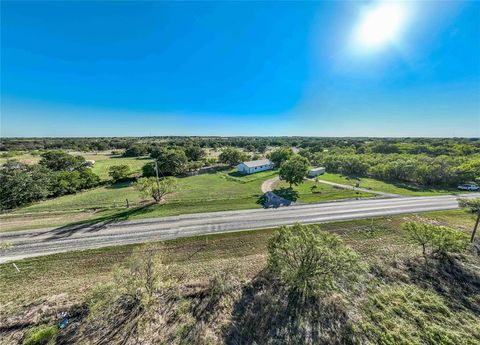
2;137;479;157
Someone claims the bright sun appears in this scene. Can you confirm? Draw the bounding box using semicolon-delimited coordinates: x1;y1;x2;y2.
356;2;407;48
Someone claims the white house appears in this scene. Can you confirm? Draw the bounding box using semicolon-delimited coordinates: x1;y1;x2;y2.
308;167;325;178
237;159;274;175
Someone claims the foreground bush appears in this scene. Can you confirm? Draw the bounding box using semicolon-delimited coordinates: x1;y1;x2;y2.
267;224;366;299
404;222;469;263
358;285;480;345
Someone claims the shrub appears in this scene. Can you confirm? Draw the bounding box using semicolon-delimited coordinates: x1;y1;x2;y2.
23;325;57;345
404;222;469;263
108;164;131;183
135;176;178;203
267;224;366;299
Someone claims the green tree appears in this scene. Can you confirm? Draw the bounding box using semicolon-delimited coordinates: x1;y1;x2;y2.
268;147;294;167
155;149;188;176
404;222;469;263
0;161;51;210
123;143;148;157
184;145;205;161
218;148;248;166
279;155;310;188
108;164;131;183
135;176;178;203
39;150;85;171
49;169;100;197
268;224;366;299
458;198;480;242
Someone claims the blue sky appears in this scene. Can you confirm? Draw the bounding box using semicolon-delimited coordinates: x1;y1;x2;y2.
1;1;479;137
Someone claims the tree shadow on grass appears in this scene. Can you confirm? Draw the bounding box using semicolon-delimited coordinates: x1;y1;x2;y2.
272;187;299;202
405;256;480;315
105;181;134;189
224;270;354;345
33;203;158;240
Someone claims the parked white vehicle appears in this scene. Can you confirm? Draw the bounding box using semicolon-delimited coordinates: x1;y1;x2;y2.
457;183;480;191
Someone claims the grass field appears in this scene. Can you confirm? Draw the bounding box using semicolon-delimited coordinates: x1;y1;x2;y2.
318;173;459;196
273;179;373;203
0;152;41;165
86;155;152;181
1;209;478;344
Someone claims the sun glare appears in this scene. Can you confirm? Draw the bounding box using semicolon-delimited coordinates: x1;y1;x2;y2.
356;2;407;48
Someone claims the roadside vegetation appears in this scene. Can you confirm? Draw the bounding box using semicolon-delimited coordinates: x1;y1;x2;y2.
1;209;479;344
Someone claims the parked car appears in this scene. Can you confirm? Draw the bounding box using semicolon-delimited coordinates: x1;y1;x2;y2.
457;183;480;191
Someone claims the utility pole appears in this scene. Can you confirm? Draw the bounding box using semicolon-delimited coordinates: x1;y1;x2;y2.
154;160;161;191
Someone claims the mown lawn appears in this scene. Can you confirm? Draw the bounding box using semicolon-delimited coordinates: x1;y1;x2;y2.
87;155;152;181
273;179;374;203
318;173;459;196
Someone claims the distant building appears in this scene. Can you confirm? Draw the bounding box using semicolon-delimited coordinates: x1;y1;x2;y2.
237;159;274;175
308;167;325;178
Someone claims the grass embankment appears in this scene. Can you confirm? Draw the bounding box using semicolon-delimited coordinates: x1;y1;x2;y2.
1;210;478;344
273;179;373;203
318;173;459;196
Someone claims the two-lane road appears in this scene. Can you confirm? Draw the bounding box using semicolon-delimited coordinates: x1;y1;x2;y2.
1;193;478;263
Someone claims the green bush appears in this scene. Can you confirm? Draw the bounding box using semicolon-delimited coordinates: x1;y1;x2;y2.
267;224;366;298
404;222;469;262
23;325;57;345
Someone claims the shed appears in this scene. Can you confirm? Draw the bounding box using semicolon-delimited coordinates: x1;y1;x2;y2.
308;167;325;178
236;159;274;175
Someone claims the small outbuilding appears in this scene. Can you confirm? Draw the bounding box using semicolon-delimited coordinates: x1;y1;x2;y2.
237;159;274;175
308;167;325;178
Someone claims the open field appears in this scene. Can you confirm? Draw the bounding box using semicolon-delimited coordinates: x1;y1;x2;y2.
318;173;460;196
85;155;152;181
0;152;41;165
273;179;373;203
1;209;478;344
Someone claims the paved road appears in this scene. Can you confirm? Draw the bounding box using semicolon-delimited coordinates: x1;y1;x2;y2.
1;193;478;263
